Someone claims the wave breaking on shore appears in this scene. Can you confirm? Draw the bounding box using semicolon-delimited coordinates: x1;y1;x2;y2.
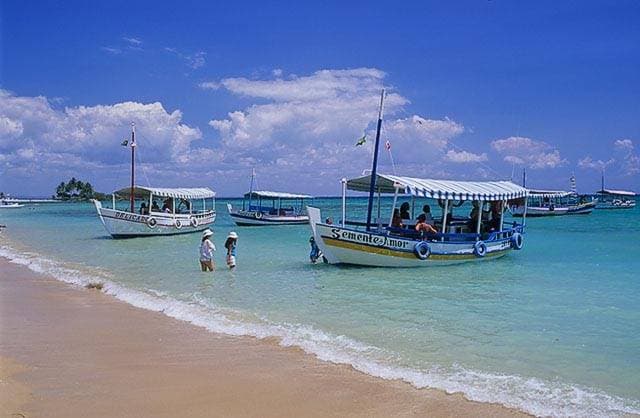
1;243;638;418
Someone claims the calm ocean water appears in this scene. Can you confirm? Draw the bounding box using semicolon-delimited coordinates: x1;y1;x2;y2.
1;197;639;417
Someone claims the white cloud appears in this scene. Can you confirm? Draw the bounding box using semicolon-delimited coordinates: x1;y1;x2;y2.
122;37;142;46
579;139;640;177
491;136;566;169
101;46;122;55
577;156;614;170
444;149;488;163
206;68;464;184
613;139;640;175
165;48;206;69
0;89;207;192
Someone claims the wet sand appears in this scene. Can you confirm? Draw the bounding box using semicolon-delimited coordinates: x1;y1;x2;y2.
0;257;527;417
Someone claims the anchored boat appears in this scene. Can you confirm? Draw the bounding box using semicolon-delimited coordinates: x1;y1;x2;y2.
594;189;636;209
227;171;312;226
227;191;311;226
307;90;528;267
510;174;595;217
594;170;636;209
93;123;216;238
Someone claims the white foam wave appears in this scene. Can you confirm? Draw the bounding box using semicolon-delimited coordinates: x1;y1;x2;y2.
1;243;638;418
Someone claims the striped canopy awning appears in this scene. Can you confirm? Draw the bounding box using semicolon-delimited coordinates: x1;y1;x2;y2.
244;190;312;199
527;189;573;198
114;186;216;199
346;174;528;201
597;189;636;196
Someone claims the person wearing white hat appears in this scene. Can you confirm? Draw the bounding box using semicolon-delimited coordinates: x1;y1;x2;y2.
199;229;216;272
224;231;239;269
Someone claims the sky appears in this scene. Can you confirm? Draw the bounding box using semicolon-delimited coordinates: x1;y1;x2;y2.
1;0;639;197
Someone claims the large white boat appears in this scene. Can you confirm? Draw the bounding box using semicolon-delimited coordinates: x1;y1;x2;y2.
307;90;529;267
93;123;216;238
227;171;312;226
94;187;216;238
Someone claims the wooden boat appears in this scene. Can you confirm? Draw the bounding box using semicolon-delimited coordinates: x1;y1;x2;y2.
227;191;311;226
92;123;216;238
307;90;529;267
227;171;311;226
594;171;636;209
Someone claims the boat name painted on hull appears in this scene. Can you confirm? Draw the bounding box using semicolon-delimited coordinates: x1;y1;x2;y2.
114;211;147;222
329;228;411;250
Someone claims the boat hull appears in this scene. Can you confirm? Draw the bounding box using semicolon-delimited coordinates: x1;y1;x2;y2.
227;204;308;226
308;207;518;268
94;200;215;238
511;205;569;217
0;203;24;209
595;201;636;210
566;201;596;215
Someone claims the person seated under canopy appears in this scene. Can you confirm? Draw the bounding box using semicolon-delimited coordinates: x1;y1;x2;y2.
399;202;411;220
415;213;437;234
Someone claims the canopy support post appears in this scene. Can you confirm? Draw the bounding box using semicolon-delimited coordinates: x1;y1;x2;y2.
499;199;505;232
112;193;115;210
475;200;483;239
172;198;175;217
341;178;347;226
441;199;449;242
149;193;153;214
411;195;415;219
523;197;528;227
388;186;399;227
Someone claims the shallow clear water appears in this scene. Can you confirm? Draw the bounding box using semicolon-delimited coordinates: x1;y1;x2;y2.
1;198;639;417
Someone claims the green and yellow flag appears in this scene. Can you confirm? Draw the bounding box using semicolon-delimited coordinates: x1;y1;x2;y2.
355;134;367;146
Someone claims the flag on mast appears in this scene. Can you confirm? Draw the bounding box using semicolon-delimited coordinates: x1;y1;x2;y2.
355;134;367;146
385;140;391;151
121;139;128;146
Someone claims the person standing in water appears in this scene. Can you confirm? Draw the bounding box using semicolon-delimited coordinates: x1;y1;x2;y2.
225;231;238;270
199;229;216;272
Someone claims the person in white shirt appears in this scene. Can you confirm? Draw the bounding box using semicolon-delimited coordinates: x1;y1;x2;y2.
199;229;216;272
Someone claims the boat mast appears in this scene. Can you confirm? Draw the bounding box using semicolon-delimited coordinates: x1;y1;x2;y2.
601;168;605;192
522;168;527;188
366;89;385;231
248;168;255;210
130;122;136;213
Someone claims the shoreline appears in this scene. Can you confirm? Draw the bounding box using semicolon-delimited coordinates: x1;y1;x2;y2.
0;256;527;417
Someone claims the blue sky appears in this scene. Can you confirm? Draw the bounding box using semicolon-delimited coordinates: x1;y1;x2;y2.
1;0;639;196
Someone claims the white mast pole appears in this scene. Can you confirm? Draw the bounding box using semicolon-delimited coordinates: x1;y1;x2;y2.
341;178;347;226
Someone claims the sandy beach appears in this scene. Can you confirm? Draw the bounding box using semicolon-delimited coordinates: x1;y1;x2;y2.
0;257;528;417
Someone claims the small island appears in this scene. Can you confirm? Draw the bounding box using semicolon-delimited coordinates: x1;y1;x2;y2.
54;178;107;201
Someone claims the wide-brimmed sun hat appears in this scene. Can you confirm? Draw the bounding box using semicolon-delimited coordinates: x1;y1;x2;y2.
202;229;214;238
227;231;238;239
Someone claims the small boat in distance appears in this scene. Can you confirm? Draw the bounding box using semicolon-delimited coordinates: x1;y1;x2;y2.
307;90;529;267
594;170;636;209
227;170;312;226
511;174;595;217
511;189;571;217
0;200;24;209
93;123;216;238
595;189;636;209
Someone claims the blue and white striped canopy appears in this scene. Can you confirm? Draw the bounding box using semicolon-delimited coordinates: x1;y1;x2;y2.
527;189;573;198
347;174;528;201
115;186;216;199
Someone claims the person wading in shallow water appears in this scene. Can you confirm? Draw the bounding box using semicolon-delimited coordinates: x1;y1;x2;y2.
225;231;238;270
199;229;216;272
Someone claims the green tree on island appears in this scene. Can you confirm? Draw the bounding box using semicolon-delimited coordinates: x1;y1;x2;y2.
54;178;106;201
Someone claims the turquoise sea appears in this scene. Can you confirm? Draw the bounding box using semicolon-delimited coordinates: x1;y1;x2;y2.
1;198;639;417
